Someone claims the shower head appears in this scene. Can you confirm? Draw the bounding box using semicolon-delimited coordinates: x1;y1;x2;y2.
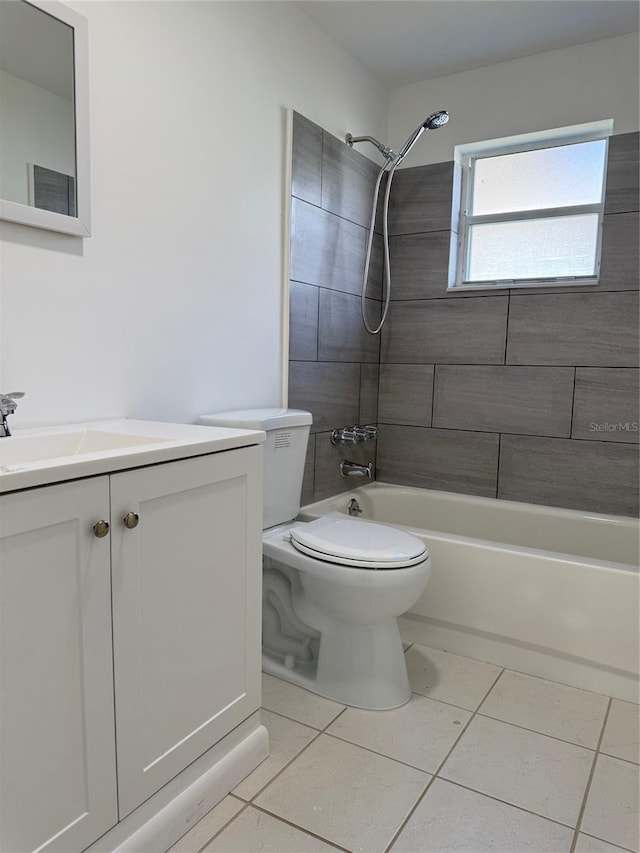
346;109;449;172
424;110;449;130
396;109;449;163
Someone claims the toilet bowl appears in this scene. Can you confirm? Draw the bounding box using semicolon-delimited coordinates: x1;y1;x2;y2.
198;408;431;710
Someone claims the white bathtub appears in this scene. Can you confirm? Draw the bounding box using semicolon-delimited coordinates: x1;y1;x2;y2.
300;483;640;702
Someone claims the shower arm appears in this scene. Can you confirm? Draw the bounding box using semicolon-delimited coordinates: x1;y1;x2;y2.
345;133;396;162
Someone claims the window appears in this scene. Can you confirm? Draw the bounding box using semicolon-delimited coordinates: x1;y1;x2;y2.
451;121;612;290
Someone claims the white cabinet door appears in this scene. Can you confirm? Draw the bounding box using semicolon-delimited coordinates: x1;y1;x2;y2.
111;446;262;817
0;478;118;853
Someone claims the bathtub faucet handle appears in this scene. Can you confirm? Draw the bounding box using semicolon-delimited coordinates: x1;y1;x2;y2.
357;425;378;441
331;426;358;445
331;424;378;445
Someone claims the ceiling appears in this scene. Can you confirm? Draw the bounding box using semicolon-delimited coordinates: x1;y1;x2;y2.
299;1;639;87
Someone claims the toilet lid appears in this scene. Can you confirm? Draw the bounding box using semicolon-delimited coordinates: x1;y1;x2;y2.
289;517;428;569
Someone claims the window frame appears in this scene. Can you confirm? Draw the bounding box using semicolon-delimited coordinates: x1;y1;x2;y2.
450;122;612;291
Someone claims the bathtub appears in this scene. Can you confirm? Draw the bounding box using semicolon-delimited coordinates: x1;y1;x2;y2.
300;483;640;702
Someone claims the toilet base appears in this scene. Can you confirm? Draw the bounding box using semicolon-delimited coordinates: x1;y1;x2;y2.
262;617;411;711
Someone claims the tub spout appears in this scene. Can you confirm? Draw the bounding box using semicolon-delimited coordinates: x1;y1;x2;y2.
340;460;374;479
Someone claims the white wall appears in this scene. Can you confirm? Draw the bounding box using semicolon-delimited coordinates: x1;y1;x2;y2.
388;33;640;168
0;71;75;205
0;1;388;428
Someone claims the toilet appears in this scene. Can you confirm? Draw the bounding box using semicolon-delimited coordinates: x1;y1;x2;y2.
198;408;431;710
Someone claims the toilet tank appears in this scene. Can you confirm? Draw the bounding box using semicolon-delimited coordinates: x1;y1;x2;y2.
198;408;312;529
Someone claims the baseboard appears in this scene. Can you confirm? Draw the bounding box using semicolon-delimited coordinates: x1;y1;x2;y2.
400;614;640;704
86;713;268;853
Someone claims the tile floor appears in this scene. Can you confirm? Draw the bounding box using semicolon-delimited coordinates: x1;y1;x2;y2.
169;643;639;853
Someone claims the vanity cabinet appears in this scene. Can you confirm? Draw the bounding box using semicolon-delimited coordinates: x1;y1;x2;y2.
0;443;262;852
0;477;118;853
110;448;262;817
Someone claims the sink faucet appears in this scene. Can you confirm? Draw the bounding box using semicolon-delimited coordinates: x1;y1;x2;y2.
0;392;25;437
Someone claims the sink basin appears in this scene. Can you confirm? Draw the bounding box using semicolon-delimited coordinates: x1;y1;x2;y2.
0;429;170;468
0;418;265;495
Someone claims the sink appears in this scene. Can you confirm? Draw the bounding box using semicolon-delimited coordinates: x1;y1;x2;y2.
0;429;170;468
0;419;265;494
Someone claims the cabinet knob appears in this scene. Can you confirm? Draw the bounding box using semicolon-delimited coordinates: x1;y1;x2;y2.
93;520;110;538
123;511;140;530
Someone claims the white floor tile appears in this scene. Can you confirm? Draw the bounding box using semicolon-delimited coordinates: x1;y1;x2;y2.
261;674;345;729
391;778;574;852
440;715;593;826
575;833;634;853
233;710;318;800
405;644;502;710
479;670;609;748
254;733;430;853
203;806;339;852
326;693;471;773
600;699;640;764
168;796;244;853
581;754;640;852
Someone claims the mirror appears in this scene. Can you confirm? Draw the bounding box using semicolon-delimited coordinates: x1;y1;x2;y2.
0;0;90;236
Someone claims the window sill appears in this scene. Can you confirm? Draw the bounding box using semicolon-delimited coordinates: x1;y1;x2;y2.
449;277;600;292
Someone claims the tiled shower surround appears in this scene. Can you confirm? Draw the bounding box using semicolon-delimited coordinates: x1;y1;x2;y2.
288;112;639;516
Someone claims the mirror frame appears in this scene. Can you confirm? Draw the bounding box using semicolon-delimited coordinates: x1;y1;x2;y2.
0;0;90;236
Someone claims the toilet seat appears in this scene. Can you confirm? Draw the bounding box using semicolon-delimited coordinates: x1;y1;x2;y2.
289;516;428;569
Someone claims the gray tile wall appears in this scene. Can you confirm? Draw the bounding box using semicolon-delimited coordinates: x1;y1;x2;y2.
289;114;639;516
378;132;639;516
288;112;382;501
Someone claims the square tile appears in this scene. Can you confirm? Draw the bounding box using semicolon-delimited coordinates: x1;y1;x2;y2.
322;130;380;228
313;433;377;502
204;805;338;852
389;231;453;300
498;434;639;517
572;368;640;444
261;674;345;730
432;365;574;437
317;288;380;363
376;424;500;498
601;699;640;763
392;778;574;852
168;796;244;853
440;715;593;826
581;754;640;851
388;162;454;235
378;364;434;426
326;693;471;773
479;670;609;748
405;644;502;711
506;291;639;368
605;131;639;215
291;112;322;207
575;834;634;853
255;734;430;853
288;361;360;434
290;198;366;295
381;295;508;364
359;363;379;424
289;281;319;361
599;211;640;290
233;710;318;800
301;433;315;506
